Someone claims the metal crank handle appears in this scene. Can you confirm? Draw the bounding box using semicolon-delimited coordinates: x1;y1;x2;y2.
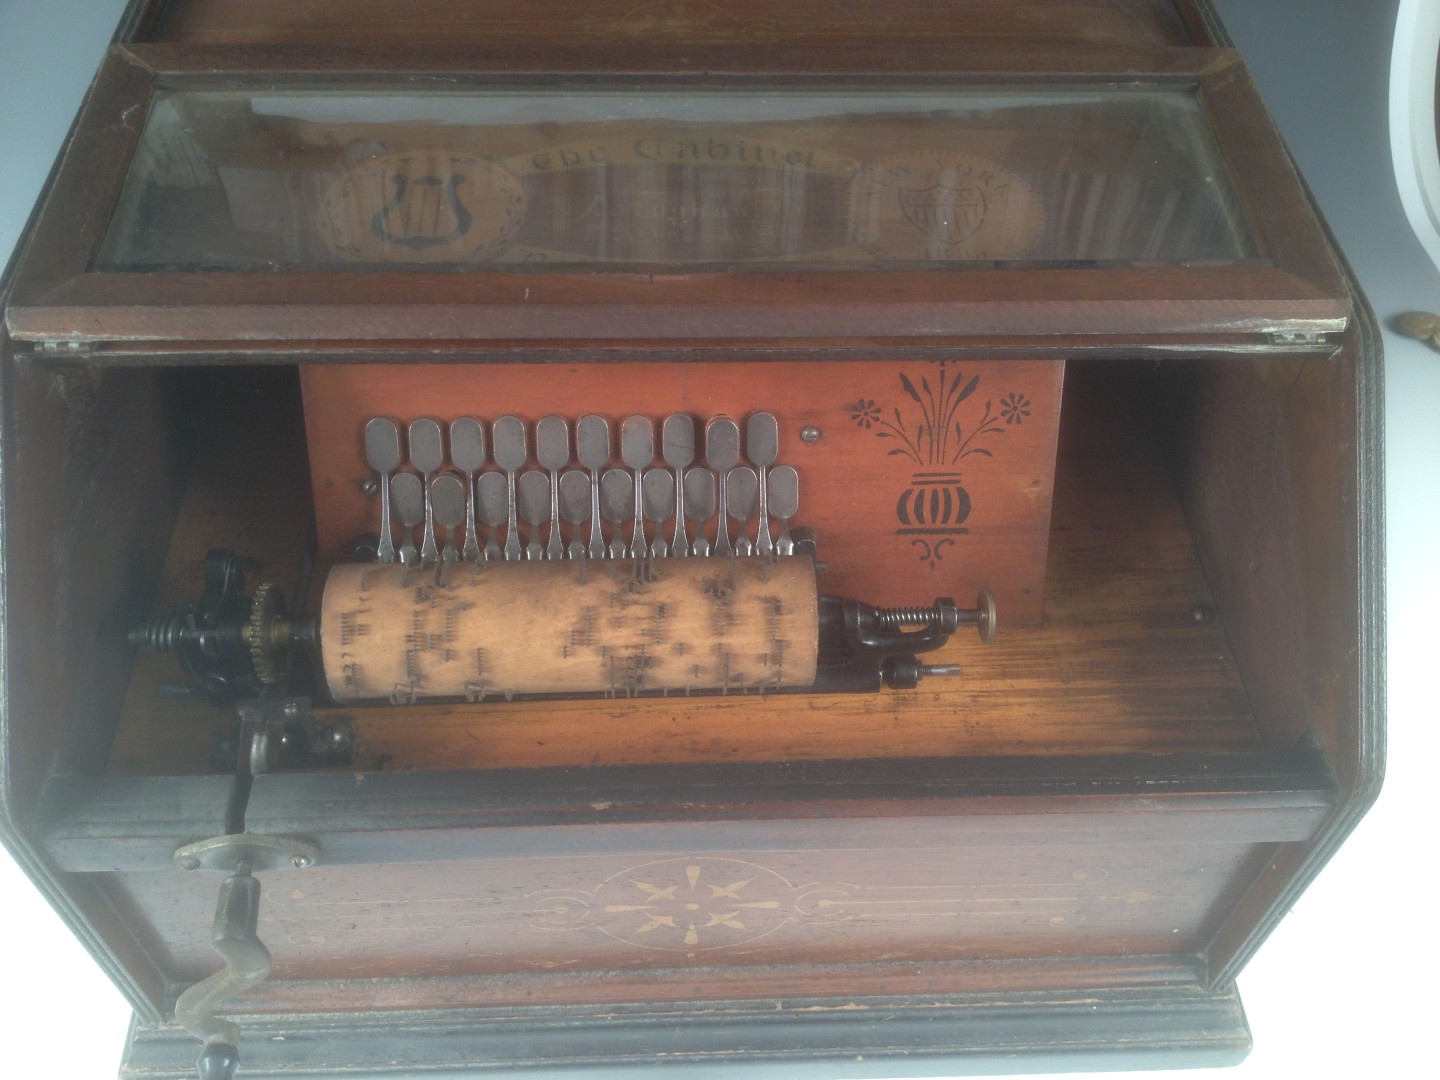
172;833;319;1080
174;868;269;1080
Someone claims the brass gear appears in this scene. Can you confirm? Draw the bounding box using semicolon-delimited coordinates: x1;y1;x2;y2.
245;583;290;685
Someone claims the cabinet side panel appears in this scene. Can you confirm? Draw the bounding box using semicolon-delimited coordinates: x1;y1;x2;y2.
1164;344;1369;791
0;359;187;814
1159;324;1383;982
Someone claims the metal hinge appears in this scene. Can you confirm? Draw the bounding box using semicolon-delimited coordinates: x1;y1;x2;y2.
32;337;97;357
1268;330;1326;347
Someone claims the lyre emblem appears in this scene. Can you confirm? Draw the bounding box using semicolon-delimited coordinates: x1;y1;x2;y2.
898;183;985;245
372;171;473;251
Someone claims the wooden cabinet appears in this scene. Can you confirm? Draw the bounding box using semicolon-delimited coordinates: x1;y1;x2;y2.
0;2;1381;1076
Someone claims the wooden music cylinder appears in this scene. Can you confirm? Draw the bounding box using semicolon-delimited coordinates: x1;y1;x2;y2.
319;557;820;702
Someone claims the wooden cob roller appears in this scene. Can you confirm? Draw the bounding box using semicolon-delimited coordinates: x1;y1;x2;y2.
132;548;995;704
321;556;820;702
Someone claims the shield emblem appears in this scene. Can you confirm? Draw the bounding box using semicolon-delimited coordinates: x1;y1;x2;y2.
898;183;986;245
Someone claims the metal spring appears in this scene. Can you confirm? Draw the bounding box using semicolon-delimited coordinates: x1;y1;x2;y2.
126;612;191;652
874;606;944;627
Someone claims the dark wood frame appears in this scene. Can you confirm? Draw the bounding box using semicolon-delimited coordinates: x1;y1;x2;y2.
5;43;1348;354
0;2;1384;1074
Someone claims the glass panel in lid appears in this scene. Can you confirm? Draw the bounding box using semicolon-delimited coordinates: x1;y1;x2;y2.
97;86;1255;271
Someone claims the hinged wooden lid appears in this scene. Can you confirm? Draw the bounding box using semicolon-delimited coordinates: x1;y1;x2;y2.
2;3;1348;358
146;0;1207;50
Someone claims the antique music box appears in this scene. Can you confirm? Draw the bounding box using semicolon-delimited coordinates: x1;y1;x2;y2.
0;1;1382;1077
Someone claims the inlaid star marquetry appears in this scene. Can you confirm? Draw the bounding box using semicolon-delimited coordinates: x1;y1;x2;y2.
592;858;790;951
709;878;753;900
631;881;681;901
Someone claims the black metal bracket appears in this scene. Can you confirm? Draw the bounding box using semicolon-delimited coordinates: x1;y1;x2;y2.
236;697;354;778
128;550;264;704
815;587;996;692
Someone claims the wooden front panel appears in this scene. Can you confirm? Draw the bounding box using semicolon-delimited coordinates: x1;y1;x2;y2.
106;838;1275;994
302;359;1062;624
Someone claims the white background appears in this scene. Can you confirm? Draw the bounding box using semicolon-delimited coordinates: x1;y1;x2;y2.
0;1;1433;1076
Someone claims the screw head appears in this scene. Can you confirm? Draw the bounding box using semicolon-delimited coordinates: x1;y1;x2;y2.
799;426;821;443
180;857;200;871
292;855;314;869
360;478;379;496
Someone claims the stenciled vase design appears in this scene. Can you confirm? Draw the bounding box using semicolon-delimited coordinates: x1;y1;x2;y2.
849;364;1031;568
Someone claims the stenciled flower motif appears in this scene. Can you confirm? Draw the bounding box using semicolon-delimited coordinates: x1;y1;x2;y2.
1000;392;1032;425
848;398;881;428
